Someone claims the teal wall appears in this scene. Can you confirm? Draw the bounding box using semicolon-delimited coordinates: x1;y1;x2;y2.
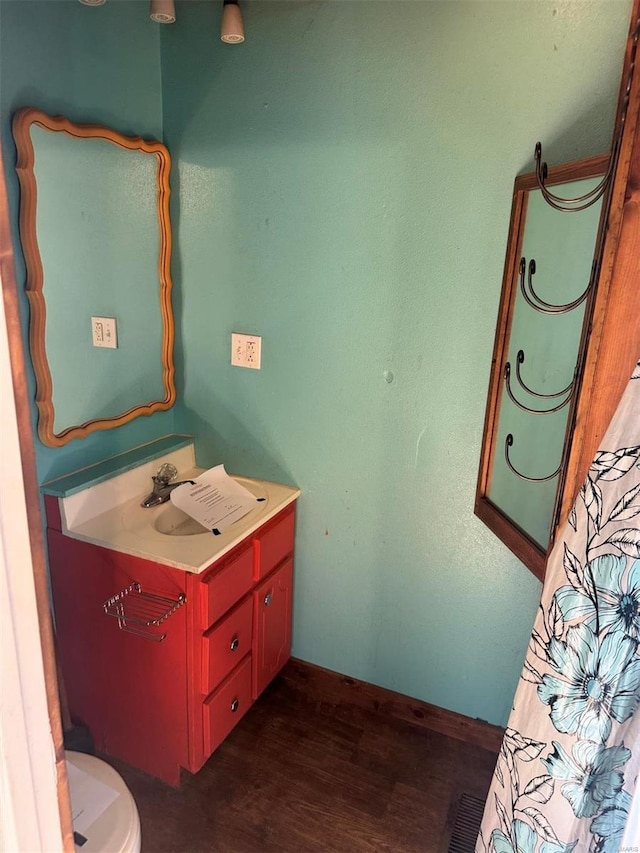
0;0;177;484
0;0;633;727
160;0;631;726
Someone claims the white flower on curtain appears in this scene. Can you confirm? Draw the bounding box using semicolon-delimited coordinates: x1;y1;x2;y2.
537;622;640;743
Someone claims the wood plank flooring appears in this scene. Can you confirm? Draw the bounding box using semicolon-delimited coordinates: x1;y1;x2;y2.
112;664;499;852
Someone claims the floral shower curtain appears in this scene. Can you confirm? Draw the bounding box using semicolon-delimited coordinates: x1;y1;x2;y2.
477;364;640;853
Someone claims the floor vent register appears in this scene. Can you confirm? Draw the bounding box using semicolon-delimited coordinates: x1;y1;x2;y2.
446;792;486;853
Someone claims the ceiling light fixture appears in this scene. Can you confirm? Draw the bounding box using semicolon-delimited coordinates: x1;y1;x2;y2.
221;0;244;44
150;0;176;23
79;0;107;6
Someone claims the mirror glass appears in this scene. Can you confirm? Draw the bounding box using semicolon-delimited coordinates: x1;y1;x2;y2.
475;156;608;576
13;108;175;446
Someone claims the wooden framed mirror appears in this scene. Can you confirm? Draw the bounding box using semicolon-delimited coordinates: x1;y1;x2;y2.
12;108;176;447
475;154;609;579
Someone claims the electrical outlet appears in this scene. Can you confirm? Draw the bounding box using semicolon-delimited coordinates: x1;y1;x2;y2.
231;333;261;369
92;316;118;349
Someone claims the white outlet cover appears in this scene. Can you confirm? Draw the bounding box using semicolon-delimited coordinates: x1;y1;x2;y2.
231;332;261;369
92;316;118;349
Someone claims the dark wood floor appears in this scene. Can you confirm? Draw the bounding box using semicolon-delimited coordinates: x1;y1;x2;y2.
112;667;499;853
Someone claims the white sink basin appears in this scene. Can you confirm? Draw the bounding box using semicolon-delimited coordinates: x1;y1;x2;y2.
153;505;209;536
152;476;269;537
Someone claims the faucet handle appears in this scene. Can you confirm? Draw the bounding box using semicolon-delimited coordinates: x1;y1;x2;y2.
154;462;178;484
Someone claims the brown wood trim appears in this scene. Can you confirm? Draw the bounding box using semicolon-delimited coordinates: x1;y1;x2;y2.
559;3;640;527
474;497;545;582
11;107;176;447
0;137;73;850
514;152;610;193
474;184;526;509
281;658;504;755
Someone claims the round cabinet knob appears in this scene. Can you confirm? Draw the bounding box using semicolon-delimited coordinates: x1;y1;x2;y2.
264;592;273;607
230;636;239;652
230;698;239;713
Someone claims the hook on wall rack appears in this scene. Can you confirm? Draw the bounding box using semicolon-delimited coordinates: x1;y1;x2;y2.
504;433;563;483
533;17;639;214
534;141;614;212
514;350;574;399
519;257;594;315
504;359;575;415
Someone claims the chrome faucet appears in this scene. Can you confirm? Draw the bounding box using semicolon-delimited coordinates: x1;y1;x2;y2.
141;463;194;508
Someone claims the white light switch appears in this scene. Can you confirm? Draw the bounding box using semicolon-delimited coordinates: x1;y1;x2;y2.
92;317;118;349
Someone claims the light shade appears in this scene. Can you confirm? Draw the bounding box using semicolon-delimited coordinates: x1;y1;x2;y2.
150;0;175;23
221;0;244;44
79;0;107;6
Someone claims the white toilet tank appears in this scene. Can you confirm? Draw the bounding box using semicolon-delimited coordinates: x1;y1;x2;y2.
65;751;141;853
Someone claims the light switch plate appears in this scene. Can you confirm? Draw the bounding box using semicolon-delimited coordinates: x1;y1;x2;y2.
92;317;118;349
231;333;261;369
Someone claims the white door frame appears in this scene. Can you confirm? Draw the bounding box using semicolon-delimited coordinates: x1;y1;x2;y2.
0;281;64;852
0;142;67;851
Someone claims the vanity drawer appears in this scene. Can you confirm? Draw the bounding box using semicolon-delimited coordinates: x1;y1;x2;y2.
201;596;253;694
200;545;253;630
254;508;295;581
203;655;252;756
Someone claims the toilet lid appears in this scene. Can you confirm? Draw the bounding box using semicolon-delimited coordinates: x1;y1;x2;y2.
65;751;141;853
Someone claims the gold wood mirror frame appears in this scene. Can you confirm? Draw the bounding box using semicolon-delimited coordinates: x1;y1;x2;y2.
12;107;176;447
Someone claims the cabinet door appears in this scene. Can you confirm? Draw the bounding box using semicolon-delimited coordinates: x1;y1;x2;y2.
252;558;293;699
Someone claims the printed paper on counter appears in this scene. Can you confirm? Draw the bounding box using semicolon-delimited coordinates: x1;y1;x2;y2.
170;464;258;534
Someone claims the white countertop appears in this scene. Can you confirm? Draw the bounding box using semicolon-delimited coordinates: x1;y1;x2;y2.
59;467;300;574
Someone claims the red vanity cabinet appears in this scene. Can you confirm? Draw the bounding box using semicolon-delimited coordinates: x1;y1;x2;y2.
46;499;297;786
47;527;190;785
